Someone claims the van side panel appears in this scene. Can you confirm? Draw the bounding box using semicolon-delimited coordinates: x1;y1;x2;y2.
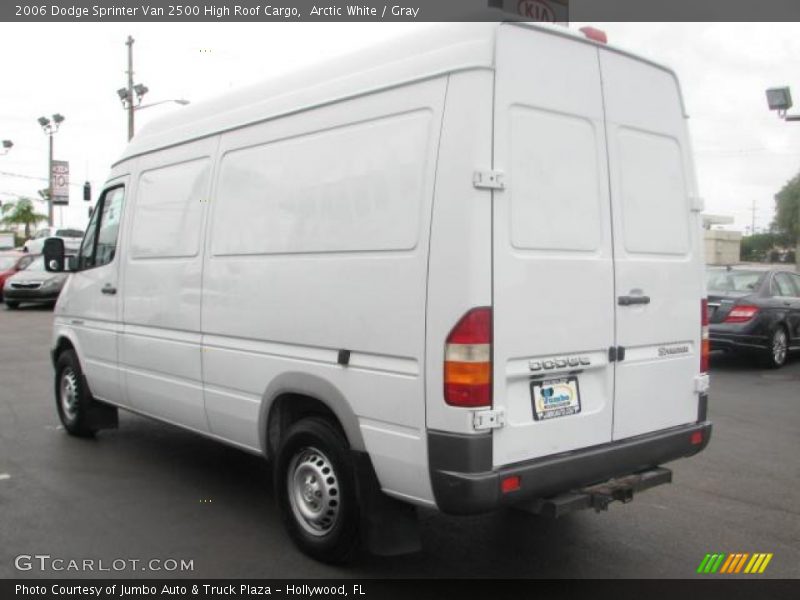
119;137;217;433
424;69;494;435
201;78;448;504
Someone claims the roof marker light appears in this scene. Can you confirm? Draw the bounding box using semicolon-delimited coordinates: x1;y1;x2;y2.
579;27;608;44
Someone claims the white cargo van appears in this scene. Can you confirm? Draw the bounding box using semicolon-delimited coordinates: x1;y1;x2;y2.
44;21;711;563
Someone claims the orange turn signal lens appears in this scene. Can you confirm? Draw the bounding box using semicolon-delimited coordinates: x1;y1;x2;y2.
444;360;491;386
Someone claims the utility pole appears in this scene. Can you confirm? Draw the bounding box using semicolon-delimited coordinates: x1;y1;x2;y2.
126;35;135;141
750;199;757;236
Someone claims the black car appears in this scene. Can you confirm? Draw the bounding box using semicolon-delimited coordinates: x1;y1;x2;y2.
707;266;800;368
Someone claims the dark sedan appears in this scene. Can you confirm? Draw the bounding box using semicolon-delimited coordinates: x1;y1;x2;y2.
707;266;800;368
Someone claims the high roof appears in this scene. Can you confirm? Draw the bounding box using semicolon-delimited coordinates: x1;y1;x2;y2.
116;22;505;164
115;21;675;165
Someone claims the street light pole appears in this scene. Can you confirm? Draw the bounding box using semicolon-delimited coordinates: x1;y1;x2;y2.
126;35;135;141
765;86;800;271
37;114;64;228
47;131;53;226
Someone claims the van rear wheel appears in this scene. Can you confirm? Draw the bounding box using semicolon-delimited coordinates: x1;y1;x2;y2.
275;417;360;564
55;350;97;437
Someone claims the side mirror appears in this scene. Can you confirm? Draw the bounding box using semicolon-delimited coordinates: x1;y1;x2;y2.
43;237;66;272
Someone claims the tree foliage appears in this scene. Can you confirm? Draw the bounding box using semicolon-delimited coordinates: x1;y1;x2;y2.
773;171;800;268
740;232;778;262
774;173;800;238
0;198;48;239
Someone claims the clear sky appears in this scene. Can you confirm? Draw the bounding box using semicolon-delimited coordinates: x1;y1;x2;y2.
1;22;799;234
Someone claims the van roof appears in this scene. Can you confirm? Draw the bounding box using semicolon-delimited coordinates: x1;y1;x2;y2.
116;21;680;166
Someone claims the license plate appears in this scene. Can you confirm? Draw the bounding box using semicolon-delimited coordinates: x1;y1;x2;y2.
531;376;581;421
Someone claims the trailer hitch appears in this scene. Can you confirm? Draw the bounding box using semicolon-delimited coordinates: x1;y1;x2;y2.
584;477;638;512
515;467;672;518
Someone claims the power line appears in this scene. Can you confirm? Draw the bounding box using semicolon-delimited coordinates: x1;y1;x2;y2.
0;169;84;187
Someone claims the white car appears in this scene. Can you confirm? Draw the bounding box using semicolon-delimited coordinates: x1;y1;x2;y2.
46;22;711;563
24;227;83;255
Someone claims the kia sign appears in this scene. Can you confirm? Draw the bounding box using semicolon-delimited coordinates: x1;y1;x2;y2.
498;0;568;22
51;160;69;205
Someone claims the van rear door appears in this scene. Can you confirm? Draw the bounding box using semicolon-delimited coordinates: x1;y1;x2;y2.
598;49;703;440
491;25;616;467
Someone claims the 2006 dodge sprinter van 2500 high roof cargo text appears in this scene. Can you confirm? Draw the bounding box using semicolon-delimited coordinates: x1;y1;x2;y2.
44;21;712;563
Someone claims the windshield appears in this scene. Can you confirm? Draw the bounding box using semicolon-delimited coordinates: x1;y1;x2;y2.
23;256;45;271
707;269;764;293
0;256;18;270
55;229;84;238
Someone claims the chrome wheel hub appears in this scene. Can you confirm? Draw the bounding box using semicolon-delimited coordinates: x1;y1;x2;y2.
773;330;787;364
287;447;340;536
60;368;79;422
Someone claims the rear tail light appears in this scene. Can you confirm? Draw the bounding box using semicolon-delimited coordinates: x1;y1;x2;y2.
723;305;759;324
444;307;492;407
701;299;710;373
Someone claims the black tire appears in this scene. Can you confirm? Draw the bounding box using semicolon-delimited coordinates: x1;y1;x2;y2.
760;326;789;369
274;417;360;564
54;350;97;437
5;301;19;309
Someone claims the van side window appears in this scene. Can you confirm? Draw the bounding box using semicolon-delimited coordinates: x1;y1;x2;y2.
78;204;101;269
130;158;209;259
80;186;125;269
212;111;432;256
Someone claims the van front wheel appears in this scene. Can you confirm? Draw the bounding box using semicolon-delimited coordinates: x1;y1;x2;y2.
275;417;360;564
55;350;97;437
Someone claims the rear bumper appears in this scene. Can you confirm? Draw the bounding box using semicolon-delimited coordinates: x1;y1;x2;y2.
428;419;712;515
709;330;768;352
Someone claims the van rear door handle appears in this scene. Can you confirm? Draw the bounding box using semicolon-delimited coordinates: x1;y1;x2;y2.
618;295;650;306
101;284;117;295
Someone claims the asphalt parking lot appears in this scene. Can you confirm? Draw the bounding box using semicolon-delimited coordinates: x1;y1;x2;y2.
0;305;798;579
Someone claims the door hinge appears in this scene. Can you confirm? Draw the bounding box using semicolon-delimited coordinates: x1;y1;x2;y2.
473;169;505;190
473;408;505;431
694;373;710;394
608;346;626;362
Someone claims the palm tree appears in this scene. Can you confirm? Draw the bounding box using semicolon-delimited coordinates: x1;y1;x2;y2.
0;197;48;239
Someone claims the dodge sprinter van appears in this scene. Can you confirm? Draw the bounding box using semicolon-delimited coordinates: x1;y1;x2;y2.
45;22;711;563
